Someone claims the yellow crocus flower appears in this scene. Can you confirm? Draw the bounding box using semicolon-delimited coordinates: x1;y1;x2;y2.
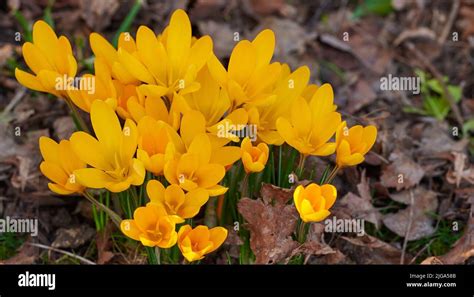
180;110;242;168
147;180;209;222
240;137;269;173
70;100;145;192
120;203;177;248
294;183;337;222
276;84;341;156
117;9;212;97
15;20;77;97
136;116;185;175
67;57;117;112
89;32;138;85
335;121;377;168
164;133;228;196
177;225;227;262
248;64;310;145
208;29;281;108
183;66;248;143
39;137;86;195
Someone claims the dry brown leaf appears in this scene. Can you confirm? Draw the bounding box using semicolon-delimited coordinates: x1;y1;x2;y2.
338;170;382;228
418;122;467;156
338;235;408;264
260;183;294;205
248;0;285;15
253;18;317;63
347;79;377;114
287;223;340;264
96;227;114;264
80;0;120;30
53;116;76;140
52;225;95;249
197;20;235;59
447;152;474;187
0;44;13;68
381;150;424;190
238;197;298;264
393;27;436;46
382;187;438;241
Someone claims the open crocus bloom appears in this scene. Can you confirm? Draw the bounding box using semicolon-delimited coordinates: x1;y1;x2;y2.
117;9;212;98
15;20;77;98
146;180;209;222
293;183;337;223
39;137;86;195
335;121;377;168
240;137;269;173
164;133;227;196
136;116;184;175
247;65;310;145
208;29;281;108
177;225;227;262
70;100;145;192
276;84;341;156
120;203;177;248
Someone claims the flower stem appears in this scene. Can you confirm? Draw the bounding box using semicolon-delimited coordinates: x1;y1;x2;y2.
63;97;90;134
325;165;340;184
296;154;307;179
297;219;309;243
240;173;249;198
82;191;122;228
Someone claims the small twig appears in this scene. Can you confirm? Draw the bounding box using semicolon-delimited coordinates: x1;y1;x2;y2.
406;42;464;127
438;0;460;45
28;242;96;265
409;238;436;265
2;87;27;115
400;189;415;264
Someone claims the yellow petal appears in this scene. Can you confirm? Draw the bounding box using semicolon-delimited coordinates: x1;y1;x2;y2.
70;131;112;170
118;48;155;84
208;227;228;253
90;100;122;156
15;68;46;92
196;164;225;189
166;9;191;77
120;219;141;241
252;29;275;68
74;168;114;189
228;41;255;85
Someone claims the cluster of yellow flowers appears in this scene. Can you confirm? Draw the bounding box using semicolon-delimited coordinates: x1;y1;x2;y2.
16;9;377;263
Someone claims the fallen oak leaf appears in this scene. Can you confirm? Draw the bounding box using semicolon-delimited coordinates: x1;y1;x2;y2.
238;197;298;264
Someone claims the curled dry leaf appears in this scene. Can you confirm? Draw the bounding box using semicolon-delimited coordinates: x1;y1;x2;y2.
382;187;438;241
52;225;95;249
338;235;409;264
446;152;474;187
417;122;467;156
238;190;299;264
80;0;120;30
260;183;293;205
381;150;425;190
287;223;343;264
338;170;382;228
